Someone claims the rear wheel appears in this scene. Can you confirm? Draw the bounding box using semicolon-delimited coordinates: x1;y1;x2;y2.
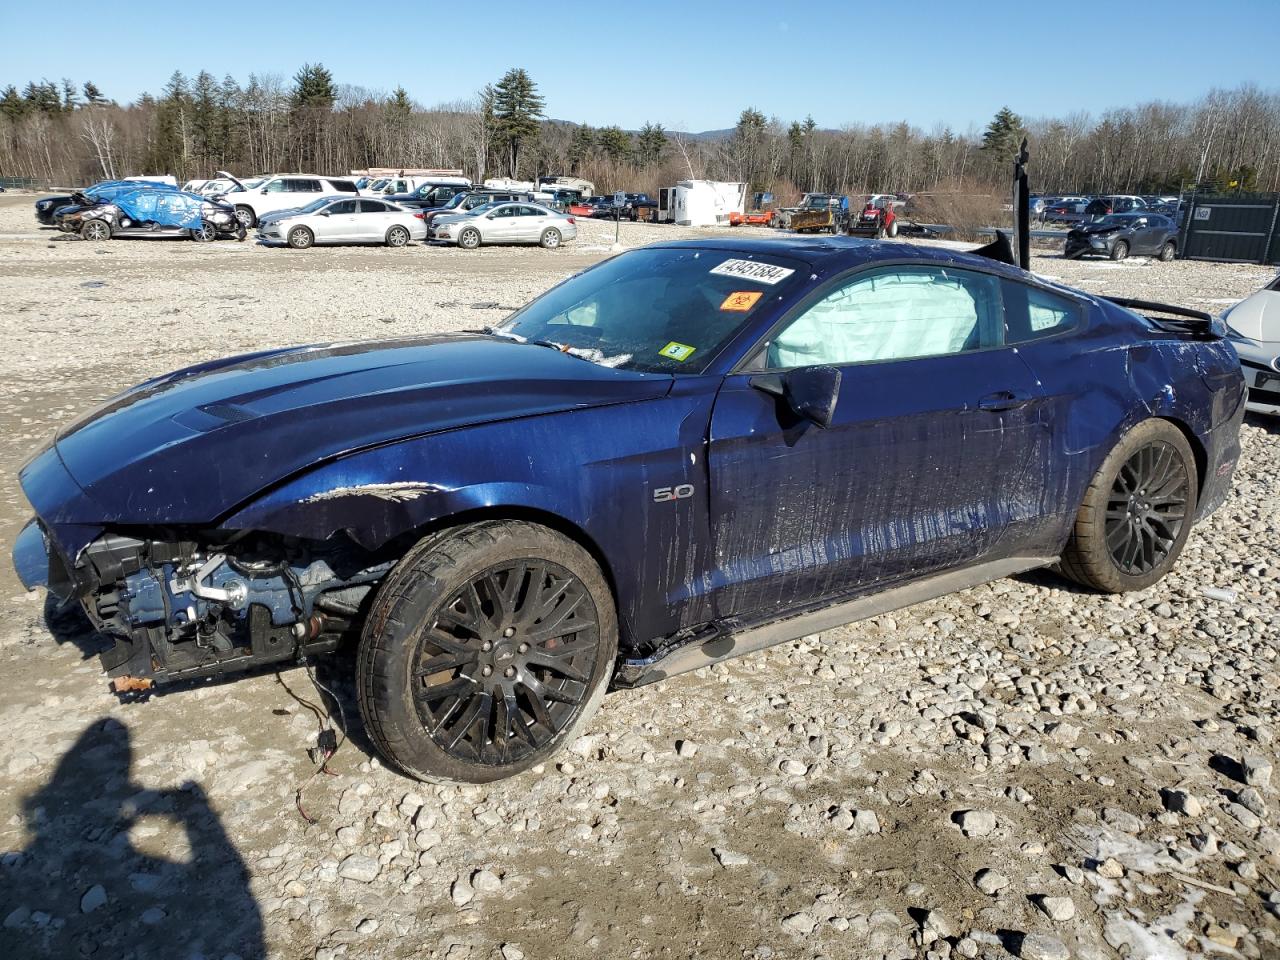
234;205;256;228
1110;240;1129;261
539;228;562;249
287;226;313;249
80;219;111;241
356;521;618;783
1059;419;1197;593
1158;240;1176;262
458;227;482;250
386;225;410;247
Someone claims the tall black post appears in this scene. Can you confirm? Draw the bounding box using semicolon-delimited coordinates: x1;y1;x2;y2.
1013;138;1030;271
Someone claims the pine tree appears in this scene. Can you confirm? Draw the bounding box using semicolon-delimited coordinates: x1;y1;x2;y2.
386;87;412;123
82;81;107;105
491;68;544;177
597;126;632;163
981;107;1025;160
567;124;594;171
61;78;79;111
0;85;24;121
636;122;667;167
291;63;335;109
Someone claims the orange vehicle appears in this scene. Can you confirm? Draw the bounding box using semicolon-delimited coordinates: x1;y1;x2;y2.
729;191;776;226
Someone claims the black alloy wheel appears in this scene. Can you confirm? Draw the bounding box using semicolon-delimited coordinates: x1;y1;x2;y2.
1103;441;1190;576
411;560;602;766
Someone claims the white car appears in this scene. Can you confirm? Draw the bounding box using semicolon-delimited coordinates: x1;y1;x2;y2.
432;201;577;249
222;173;361;227
257;197;427;248
1222;273;1280;415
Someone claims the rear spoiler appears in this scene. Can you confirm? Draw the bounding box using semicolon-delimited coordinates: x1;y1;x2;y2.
1101;296;1222;338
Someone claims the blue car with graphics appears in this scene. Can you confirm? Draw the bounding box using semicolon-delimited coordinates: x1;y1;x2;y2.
13;237;1245;783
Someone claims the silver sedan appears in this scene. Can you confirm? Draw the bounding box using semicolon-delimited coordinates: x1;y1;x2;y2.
257;197;427;248
432;202;577;249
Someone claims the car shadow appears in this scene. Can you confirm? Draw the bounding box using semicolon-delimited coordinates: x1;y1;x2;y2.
42;594;114;660
0;718;264;959
1009;565;1099;596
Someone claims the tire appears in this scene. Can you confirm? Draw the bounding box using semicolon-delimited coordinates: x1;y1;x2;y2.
190;222;216;242
234;205;256;228
539;228;562;249
458;227;482;250
1058;419;1198;593
888;221;899;238
235;224;247;242
287;226;313;250
356;520;618;783
1110;240;1129;261
386;225;410;247
80;219;111;241
1158;240;1176;262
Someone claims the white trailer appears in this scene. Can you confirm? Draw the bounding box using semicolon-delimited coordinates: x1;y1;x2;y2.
662;180;748;227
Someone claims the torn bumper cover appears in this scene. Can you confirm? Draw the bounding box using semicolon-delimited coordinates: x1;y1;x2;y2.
12;520;51;592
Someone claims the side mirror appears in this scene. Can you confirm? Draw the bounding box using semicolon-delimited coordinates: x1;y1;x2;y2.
750;365;842;428
318;210;330;217
260;188;268;194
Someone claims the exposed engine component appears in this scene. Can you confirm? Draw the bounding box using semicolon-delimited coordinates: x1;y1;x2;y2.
79;532;393;684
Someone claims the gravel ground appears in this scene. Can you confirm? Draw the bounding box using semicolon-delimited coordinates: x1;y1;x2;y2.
0;192;1277;960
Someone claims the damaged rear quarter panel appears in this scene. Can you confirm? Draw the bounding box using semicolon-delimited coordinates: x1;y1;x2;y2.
220;382;721;650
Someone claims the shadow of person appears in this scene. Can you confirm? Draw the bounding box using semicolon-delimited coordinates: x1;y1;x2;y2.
0;718;264;960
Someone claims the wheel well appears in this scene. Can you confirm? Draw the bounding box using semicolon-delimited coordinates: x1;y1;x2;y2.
1159;416;1208;499
392;506;624;639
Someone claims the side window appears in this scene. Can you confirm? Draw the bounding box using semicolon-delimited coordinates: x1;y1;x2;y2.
519;206;542;216
493;206;516;218
1001;280;1081;343
330;179;358;193
766;266;1003;369
329;200;358;214
264;179;286;193
359;200;388;213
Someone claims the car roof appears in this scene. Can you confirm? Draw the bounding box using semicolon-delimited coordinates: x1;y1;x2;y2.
644;237;1030;279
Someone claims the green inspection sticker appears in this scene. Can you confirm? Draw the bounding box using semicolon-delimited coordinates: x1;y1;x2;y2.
658;341;697;362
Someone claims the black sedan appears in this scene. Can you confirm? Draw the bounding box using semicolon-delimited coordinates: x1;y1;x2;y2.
1064;213;1179;261
34;195;78;225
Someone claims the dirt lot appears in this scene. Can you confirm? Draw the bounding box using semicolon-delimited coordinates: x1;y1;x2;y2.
0;192;1277;960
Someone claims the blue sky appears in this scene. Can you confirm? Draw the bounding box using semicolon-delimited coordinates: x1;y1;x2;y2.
2;0;1277;131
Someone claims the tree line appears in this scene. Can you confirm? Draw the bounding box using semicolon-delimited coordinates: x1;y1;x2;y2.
2;65;1277;200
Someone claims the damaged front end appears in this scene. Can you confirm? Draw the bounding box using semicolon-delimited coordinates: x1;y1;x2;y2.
19;523;394;690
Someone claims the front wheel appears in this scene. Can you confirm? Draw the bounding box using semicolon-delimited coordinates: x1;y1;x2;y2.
288;226;313;249
80;219;111;241
386;225;410;247
190;222;217;242
539;228;562;249
356;520;618;783
458;227;482;249
1110;240;1129;261
1058;420;1197;593
1158;240;1176;262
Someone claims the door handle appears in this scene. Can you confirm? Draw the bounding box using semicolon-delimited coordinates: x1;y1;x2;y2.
977;391;1031;412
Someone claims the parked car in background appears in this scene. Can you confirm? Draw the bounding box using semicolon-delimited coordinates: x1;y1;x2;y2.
1220;272;1280;415
1084;195;1146;219
1064;213;1178;261
224;174;360;227
1043;197;1090;223
13;237;1244;783
432;201;576;249
61;188;243;242
257;196;426;248
421;190;532;227
34;194;78;225
385;180;472;212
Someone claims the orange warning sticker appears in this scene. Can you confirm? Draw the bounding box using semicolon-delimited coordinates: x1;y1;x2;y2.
720;290;763;312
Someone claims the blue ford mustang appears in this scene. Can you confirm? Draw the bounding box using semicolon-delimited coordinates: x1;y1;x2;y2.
13;237;1245;783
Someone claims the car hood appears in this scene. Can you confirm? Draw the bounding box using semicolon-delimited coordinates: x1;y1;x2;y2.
36;335;673;525
1069;222;1124;237
1224;289;1280;343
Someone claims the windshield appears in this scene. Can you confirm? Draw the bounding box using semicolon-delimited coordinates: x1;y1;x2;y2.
1096;214;1136;227
466;201;503;216
292;198;336;215
495;247;808;374
442;192;470;209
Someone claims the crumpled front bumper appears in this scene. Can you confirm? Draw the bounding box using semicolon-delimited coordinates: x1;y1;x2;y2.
13;520;53;593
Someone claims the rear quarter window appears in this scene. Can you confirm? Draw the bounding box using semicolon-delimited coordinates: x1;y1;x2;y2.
1002;280;1082;343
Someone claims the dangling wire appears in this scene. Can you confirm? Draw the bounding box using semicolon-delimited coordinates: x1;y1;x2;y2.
276;664;348;824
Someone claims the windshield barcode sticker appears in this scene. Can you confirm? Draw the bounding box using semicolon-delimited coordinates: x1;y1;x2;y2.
709;259;795;285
